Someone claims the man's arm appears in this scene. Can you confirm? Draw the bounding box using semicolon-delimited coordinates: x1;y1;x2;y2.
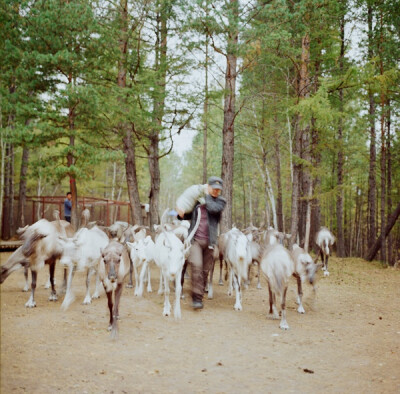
176;184;207;218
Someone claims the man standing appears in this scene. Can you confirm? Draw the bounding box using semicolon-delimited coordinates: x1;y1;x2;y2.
64;192;72;223
176;176;226;310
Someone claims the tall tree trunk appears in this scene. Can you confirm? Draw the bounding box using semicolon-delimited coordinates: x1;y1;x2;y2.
336;14;345;257
290;33;310;248
0;133;5;238
2;143;14;239
17;146;29;228
386;102;393;265
2;83;15;239
275;131;283;232
66;73;78;229
118;0;143;225
220;0;238;232
367;4;377;250
379;10;386;263
310;116;321;253
239;149;247;226
124;128;142;224
203;32;209;184
149;5;168;228
290;115;301;248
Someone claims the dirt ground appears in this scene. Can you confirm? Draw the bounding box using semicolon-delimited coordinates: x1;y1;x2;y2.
1;252;399;394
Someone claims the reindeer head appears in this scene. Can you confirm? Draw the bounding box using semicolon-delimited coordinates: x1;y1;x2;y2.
102;251;123;283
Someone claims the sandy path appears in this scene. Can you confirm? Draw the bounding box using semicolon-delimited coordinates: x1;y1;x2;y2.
1;254;399;393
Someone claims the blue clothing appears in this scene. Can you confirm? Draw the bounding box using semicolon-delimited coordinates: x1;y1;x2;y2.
64;198;72;217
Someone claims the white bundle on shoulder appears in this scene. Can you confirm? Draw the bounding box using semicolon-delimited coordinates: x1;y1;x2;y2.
176;184;207;213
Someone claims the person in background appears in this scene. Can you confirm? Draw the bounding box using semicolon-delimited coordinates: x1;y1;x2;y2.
64;192;72;223
176;176;226;310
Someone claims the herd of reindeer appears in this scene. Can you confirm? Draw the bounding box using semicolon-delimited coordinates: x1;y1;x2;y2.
0;209;336;338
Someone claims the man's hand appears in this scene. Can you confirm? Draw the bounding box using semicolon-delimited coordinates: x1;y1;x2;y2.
176;208;185;218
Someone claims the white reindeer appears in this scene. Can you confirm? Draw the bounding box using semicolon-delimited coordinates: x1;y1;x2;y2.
58;226;110;310
291;244;321;314
315;227;335;276
261;229;295;330
153;228;189;318
222;228;253;311
126;235;155;297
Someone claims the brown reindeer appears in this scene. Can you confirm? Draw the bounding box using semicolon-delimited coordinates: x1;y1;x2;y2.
98;240;130;339
0;211;74;307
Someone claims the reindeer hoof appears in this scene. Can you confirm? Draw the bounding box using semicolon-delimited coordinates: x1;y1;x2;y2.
324;271;330;277
82;298;92;305
280;322;290;330
126;284;133;289
218;280;224;286
107;325;112;331
234;304;242;311
257;284;262;290
22;286;29;292
49;293;58;302
297;306;305;314
25;301;36;308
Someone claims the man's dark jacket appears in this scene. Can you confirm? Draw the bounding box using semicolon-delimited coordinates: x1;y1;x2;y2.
181;194;226;247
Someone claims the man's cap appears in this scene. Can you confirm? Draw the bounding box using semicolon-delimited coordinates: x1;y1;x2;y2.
208;176;223;190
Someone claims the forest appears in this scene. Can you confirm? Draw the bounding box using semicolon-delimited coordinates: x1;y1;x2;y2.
1;0;399;265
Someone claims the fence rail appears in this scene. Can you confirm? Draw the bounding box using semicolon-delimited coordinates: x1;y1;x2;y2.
1;196;149;241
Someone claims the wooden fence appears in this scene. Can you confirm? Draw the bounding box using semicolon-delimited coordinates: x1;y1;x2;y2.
1;196;149;240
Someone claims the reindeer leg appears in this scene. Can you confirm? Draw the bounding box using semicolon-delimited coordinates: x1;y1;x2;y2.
133;263;140;296
61;267;67;294
83;267;95;304
218;256;224;285
106;290;113;331
267;283;279;319
61;264;75;310
295;273;305;313
227;267;233;296
279;286;290;330
23;265;29;292
320;249;326;271
44;274;51;289
146;263;152;293
158;269;164;295
256;262;262;289
163;274;171;316
126;259;134;288
233;274;242;311
92;271;102;299
114;283;123;321
48;261;58;301
324;254;330;276
174;271;182;319
137;261;147;297
25;270;37;308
